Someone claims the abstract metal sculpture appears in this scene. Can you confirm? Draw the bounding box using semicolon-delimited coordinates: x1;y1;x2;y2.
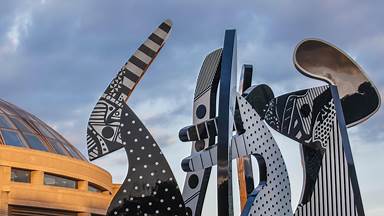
180;93;293;216
216;29;237;216
294;39;380;127
181;48;221;216
86;21;380;216
236;65;255;209
87;20;187;216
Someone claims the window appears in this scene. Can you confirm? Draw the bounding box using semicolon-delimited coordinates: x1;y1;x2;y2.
34;121;54;139
11;168;31;183
10;117;32;132
0;115;12;128
44;173;77;189
88;183;104;193
48;139;67;155
62;143;82;159
1;130;25;147
24;134;48;151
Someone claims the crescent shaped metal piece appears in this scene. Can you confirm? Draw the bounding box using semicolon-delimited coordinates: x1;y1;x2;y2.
294;39;381;127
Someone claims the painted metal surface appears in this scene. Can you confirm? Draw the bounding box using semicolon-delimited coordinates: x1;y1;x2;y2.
264;86;335;204
180;94;293;216
294;39;381;127
86;20;188;216
83;20;379;215
236;64;255;210
264;85;367;216
216;29;237;216
181;49;222;216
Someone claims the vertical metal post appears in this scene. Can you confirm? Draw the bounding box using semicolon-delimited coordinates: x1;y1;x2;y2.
237;64;254;209
217;29;237;216
330;85;366;216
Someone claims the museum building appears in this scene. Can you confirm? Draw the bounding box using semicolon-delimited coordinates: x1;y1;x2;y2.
0;99;118;216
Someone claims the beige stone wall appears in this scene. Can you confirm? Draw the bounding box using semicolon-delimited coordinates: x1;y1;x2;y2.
0;145;120;215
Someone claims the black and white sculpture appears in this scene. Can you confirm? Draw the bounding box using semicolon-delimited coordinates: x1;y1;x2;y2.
86;21;380;216
87;20;187;216
181;48;221;216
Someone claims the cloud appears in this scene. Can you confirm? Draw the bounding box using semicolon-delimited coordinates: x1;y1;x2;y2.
1;0;383;214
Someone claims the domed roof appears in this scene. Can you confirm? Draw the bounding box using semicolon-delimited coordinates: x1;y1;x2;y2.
0;99;86;161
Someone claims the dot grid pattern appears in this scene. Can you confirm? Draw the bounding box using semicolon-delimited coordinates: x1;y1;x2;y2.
182;49;222;216
181;94;293;215
86;20;188;215
107;105;187;216
237;95;292;216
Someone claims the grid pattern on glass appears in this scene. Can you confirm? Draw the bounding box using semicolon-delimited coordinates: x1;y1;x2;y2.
48;139;67;155
24;134;48;151
11;168;31;183
0;106;15;114
44;173;77;189
33;121;55;139
1;130;25;147
62;143;82;159
0;115;12;128
10;117;32;132
88;183;104;193
0;99;87;160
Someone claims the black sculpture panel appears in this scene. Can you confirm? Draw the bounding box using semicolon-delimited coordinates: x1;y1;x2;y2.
87;20;188;216
84;21;380;216
182;48;222;216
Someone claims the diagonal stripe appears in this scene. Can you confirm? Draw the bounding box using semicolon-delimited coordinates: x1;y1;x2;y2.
138;44;156;58
125;62;143;77
144;39;161;52
159;22;171;33
122;76;136;90
154;28;168;39
149;33;164;45
129;55;147;70
124;70;140;83
134;50;152;64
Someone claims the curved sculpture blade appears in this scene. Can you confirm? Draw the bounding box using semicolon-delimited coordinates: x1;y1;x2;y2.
179;84;275;143
86;20;188;216
88;19;172;160
264;85;366;215
242;84;275;119
181;48;222;216
216;30;237;216
294;39;381;127
264;85;336;204
180;94;292;216
236;65;255;209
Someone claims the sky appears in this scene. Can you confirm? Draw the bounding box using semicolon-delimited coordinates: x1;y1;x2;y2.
0;0;383;215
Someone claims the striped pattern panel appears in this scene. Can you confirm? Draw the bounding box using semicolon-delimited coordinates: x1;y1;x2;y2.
182;95;276;173
281;85;328;134
179;116;242;142
106;19;172;102
179;118;218;142
182;95;293;215
182;134;243;172
182;49;222;216
194;49;222;99
294;86;328;134
294;117;359;216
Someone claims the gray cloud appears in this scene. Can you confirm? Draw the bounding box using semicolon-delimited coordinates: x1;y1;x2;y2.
0;0;383;215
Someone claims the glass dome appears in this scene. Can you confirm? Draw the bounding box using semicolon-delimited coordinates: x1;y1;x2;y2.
0;99;86;161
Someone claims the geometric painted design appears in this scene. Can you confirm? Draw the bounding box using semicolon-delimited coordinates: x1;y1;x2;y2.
181;49;222;216
264;85;365;216
86;20;188;215
181;94;292;216
87;19;172;159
